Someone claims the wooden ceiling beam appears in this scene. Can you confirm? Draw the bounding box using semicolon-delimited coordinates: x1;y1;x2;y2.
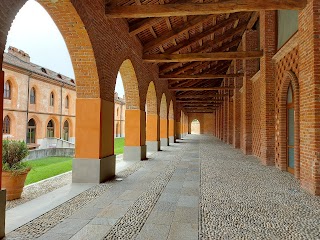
144;15;214;52
105;1;306;18
129;18;163;35
176;94;227;98
144;51;263;63
160;38;241;73
161;73;243;80
165;15;247;55
169;87;234;91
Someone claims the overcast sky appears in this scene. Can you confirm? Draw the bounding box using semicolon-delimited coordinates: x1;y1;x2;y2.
5;0;124;97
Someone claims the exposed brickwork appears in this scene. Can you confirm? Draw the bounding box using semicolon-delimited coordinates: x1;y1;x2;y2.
240;30;259;155
188;113;214;134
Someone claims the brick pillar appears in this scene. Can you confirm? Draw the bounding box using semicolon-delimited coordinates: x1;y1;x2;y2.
146;114;160;152
73;99;116;183
160;117;169;146
241;30;259;155
223;81;229;143
0;70;6;239
299;0;320;195
123;110;147;161
260;10;276;166
169;118;174;144
233;60;243;148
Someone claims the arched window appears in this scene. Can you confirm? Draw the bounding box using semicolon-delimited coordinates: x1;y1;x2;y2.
50;92;54;106
117;107;119;116
47;120;54;137
63;120;69;141
3;115;10;134
65;96;69;109
287;84;294;174
27;119;36;144
4;81;11;99
30;87;36;104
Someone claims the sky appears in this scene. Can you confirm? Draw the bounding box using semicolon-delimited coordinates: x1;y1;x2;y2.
5;0;124;97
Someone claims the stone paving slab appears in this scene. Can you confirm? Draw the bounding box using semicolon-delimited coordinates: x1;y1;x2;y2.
3;135;320;239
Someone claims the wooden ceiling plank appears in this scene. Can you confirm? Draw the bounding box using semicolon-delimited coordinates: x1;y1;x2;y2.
106;1;306;18
169;87;235;91
144;15;214;52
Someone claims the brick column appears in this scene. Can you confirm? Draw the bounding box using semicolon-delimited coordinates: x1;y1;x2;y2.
160;117;169;146
233;60;242;148
299;0;320;195
169;119;174;144
241;30;259;155
0;70;6;239
73;99;116;183
223;81;229;143
124;109;147;160
146;114;160;152
260;10;276;166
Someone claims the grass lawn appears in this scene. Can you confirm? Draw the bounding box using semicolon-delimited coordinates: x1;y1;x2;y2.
25;157;72;185
24;138;125;185
114;137;125;155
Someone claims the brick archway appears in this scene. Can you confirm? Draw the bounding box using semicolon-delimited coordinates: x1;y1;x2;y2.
190;118;201;135
0;0;100;98
276;71;300;179
119;59;140;110
146;81;157;115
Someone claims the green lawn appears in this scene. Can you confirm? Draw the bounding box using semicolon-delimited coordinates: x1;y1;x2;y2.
24;138;125;185
25;157;72;185
114;137;125;155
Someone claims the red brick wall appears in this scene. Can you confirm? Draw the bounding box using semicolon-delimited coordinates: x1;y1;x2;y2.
252;72;262;158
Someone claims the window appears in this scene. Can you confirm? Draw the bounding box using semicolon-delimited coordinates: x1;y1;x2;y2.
117;107;119;116
63;120;69;141
3;115;10;134
4;81;11;99
47;120;54;137
30;87;36;104
278;10;298;49
65;96;69;109
27;119;36;144
50;92;54;106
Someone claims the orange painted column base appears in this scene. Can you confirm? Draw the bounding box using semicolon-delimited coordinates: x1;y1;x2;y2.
169;119;175;143
146;114;160;152
175;121;181;139
73;98;115;183
160;118;169;147
124;110;147;161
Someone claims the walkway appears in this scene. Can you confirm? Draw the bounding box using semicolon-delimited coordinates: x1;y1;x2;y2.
4;135;320;239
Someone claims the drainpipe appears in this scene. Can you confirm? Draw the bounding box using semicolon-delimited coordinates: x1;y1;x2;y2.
26;71;32;143
60;83;64;139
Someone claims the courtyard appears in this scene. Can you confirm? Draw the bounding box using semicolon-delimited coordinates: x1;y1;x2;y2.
4;135;320;239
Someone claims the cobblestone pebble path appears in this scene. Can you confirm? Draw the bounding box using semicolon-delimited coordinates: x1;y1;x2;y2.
4;135;320;240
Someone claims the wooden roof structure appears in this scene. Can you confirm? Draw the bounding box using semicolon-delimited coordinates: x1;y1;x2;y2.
105;0;306;113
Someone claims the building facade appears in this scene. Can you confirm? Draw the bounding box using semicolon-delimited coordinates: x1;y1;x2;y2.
114;92;125;138
2;47;76;148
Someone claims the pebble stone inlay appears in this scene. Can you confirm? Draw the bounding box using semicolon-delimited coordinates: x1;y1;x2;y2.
4;161;145;240
199;135;320;239
103;149;185;239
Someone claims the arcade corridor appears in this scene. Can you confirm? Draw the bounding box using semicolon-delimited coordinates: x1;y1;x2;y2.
5;135;320;239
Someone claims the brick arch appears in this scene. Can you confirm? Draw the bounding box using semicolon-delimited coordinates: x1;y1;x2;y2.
160;93;167;119
0;0;100;98
276;70;300;179
119;59;140;110
190;118;201;135
146;81;157;115
63;117;74;137
169;100;174;120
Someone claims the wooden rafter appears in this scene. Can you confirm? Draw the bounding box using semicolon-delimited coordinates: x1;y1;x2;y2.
161;73;243;80
144;51;263;63
169;87;234;91
143;15;214;52
105;1;306;18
